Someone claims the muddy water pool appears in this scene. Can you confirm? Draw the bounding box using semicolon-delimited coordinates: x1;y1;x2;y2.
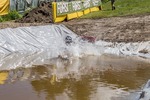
0;55;150;100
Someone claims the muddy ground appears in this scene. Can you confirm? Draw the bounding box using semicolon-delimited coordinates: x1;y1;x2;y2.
16;1;53;23
63;15;150;42
0;14;150;42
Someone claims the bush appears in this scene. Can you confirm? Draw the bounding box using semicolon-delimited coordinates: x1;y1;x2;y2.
0;16;4;22
102;0;109;3
4;11;22;20
0;11;22;22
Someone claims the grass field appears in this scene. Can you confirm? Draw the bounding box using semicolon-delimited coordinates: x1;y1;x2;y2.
82;0;150;18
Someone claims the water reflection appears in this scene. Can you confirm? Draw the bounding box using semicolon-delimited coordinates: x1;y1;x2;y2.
0;55;150;100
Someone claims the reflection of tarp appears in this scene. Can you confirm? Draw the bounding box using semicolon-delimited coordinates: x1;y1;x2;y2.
0;0;9;15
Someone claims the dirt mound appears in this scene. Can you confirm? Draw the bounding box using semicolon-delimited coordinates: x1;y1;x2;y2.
16;2;53;23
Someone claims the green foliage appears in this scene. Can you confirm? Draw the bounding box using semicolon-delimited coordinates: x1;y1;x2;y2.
101;0;109;3
4;11;22;20
0;11;22;22
0;16;4;22
81;0;150;18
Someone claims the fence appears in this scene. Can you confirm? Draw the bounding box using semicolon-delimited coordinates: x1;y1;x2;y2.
10;0;53;13
53;0;102;22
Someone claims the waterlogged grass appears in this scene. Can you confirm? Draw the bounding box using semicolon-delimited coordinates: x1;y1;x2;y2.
82;0;150;18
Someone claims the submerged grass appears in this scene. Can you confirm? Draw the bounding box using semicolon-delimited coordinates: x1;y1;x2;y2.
82;0;150;18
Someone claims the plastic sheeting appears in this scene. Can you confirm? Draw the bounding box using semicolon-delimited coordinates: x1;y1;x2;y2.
0;25;79;70
95;40;150;60
0;24;106;70
0;24;149;70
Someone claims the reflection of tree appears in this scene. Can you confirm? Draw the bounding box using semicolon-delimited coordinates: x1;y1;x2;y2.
31;74;96;100
29;56;150;99
67;76;94;100
135;66;150;80
30;57;100;100
99;63;150;90
100;70;137;90
31;78;67;100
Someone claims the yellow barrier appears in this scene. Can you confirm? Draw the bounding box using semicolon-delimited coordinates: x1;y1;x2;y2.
83;8;90;15
77;11;84;18
90;7;100;12
0;0;9;15
67;12;78;20
52;2;66;23
52;1;101;22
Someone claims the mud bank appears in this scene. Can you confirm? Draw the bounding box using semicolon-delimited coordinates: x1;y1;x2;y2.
63;15;150;43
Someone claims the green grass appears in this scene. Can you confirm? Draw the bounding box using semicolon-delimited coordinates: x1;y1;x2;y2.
0;11;22;22
82;0;150;18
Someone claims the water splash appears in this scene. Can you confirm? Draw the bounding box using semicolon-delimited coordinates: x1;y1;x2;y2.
0;25;149;70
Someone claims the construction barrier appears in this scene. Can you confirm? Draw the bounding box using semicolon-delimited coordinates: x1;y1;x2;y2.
52;0;102;23
0;0;10;15
52;2;67;23
90;6;100;12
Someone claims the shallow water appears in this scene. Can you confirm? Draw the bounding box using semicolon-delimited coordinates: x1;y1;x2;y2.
0;55;150;100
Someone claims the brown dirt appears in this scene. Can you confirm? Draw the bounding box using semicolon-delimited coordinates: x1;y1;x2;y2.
63;15;150;42
16;1;53;23
0;21;49;29
0;14;150;43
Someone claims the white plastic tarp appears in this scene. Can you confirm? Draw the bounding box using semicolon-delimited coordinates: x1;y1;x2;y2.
0;24;149;71
0;25;78;70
